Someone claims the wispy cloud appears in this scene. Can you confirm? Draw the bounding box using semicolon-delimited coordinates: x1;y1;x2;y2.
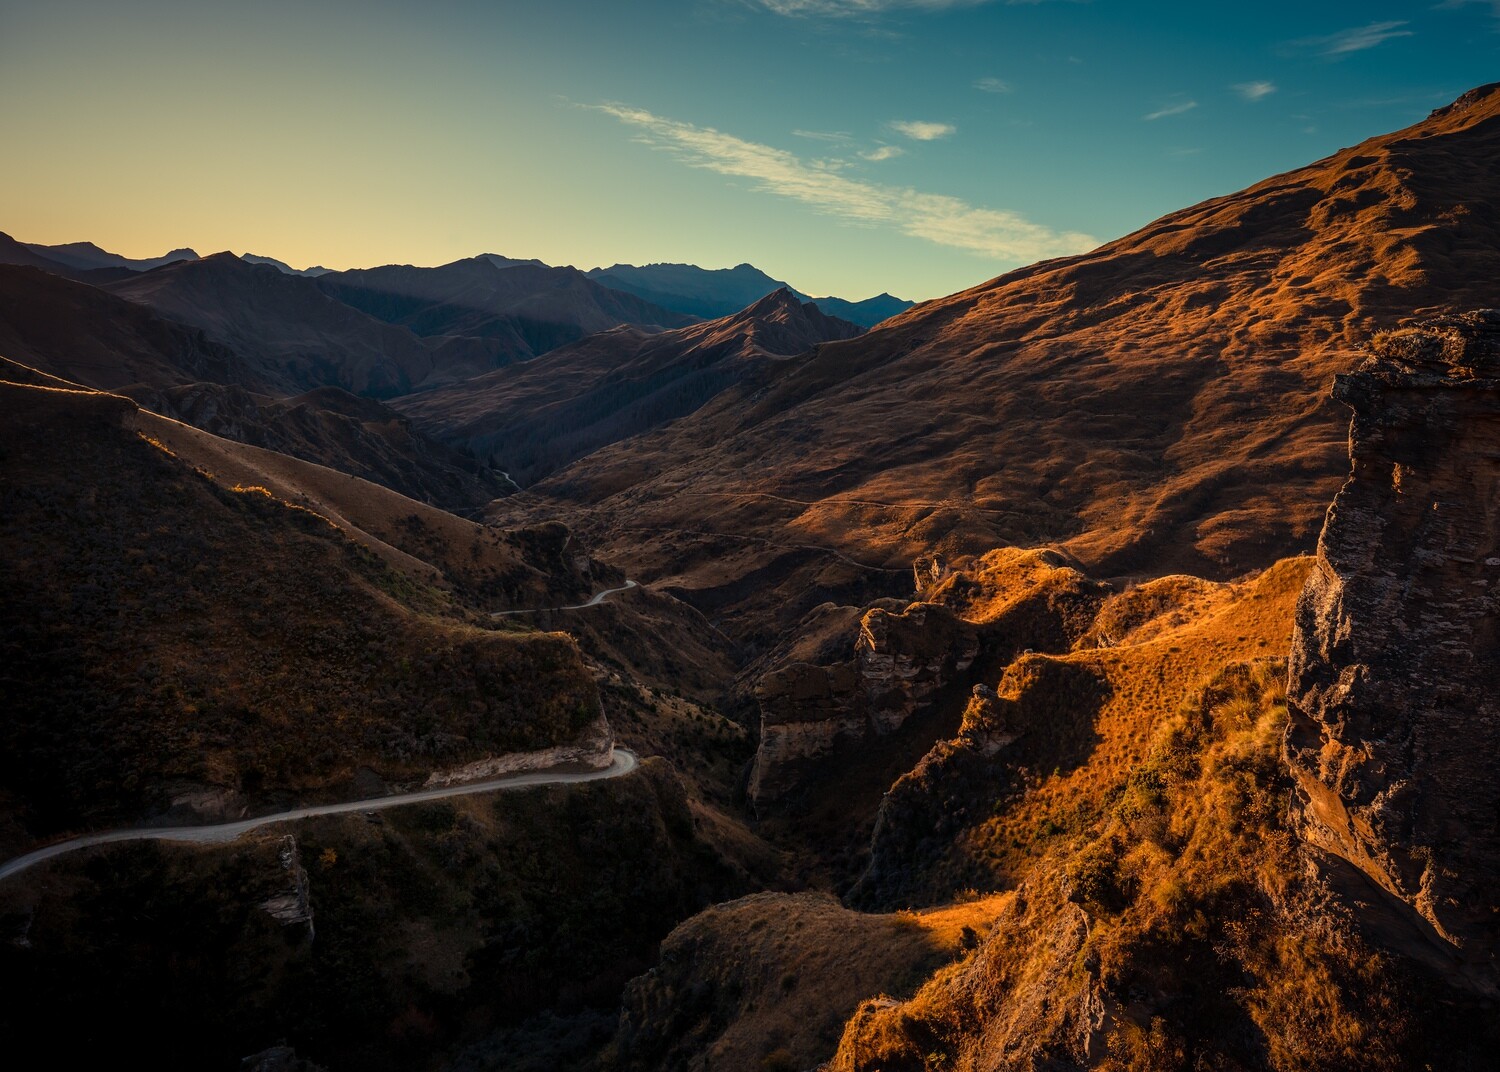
753;0;996;15
1143;100;1197;120
890;119;956;140
793;129;854;142
591;102;1097;261
750;0;1077;16
860;145;906;160
1284;21;1413;57
1233;80;1276;101
973;76;1011;93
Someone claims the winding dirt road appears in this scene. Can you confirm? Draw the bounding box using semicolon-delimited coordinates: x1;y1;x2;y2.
492;579;639;617
0;747;639;883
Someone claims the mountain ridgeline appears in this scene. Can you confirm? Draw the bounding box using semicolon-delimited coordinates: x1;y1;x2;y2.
586;260;914;327
2;84;1499;1072
495;83;1500;641
392;287;864;486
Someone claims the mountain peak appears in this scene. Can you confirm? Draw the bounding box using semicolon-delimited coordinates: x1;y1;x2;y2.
743;286;805;316
1431;81;1500;118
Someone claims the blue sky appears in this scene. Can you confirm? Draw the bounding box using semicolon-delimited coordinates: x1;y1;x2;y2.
1;0;1496;299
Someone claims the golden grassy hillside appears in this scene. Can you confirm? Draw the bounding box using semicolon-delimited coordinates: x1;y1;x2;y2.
830;659;1493;1071
859;556;1311;907
500;86;1500;638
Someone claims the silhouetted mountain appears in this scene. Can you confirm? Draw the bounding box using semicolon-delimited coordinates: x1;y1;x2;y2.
587;261;914;327
0;231;75;274
239;253;333;277
396;287;862;485
105;253;435;397
317;257;699;372
810;291;913;328
24;240;199;272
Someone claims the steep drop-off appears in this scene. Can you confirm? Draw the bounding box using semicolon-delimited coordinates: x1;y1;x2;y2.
1286;310;1500;993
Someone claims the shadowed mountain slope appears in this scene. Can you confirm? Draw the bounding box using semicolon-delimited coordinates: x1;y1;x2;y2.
0;265;251;390
395;288;862;485
106;253;435;397
0;267;502;511
316;257;698;373
588;260;914;327
239;253;332;277
0;379;604;846
504;84;1500;633
119;381;507;514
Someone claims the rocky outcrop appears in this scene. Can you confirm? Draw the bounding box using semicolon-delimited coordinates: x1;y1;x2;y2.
422;713;614;787
259;834;315;936
749;549;1111;814
748;601;978;806
1286;310;1500;991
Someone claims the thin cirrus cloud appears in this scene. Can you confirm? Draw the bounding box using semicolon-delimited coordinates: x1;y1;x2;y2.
1144;100;1197;120
792;129;855;142
973;77;1012;93
591;102;1097;261
1283;21;1413;58
753;0;1011;16
890;119;956;140
860;145;906;160
1234;81;1276;101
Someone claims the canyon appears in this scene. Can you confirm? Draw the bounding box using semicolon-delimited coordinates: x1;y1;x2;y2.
1;83;1498;1072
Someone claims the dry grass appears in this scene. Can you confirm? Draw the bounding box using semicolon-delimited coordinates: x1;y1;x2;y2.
831;659;1431;1071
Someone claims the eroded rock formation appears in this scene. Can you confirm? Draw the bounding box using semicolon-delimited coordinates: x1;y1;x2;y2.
748;601;978;806
1286;310;1500;990
748;549;1111;811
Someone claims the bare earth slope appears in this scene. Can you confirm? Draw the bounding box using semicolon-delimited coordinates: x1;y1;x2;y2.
396;288;862;484
508;85;1500;629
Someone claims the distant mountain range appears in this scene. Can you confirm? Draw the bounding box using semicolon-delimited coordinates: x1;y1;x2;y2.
587;261;912;327
0;230;886;511
24;239;199;273
314;256;699;372
394;287;864;485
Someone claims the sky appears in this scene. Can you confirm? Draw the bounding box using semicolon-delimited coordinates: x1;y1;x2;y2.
1;0;1496;300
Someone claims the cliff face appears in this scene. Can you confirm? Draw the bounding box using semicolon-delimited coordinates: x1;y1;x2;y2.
1286;310;1500;989
748;601;978;806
